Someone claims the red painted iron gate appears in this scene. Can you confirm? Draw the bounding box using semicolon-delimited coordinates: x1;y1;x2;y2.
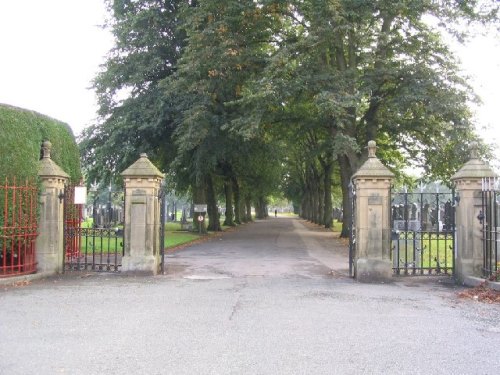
0;178;38;278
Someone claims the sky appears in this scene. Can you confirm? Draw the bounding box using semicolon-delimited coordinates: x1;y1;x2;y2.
0;0;113;136
0;1;499;169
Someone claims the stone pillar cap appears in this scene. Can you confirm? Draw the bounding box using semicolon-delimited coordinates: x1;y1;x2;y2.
451;142;497;181
121;153;165;179
38;140;70;178
352;141;395;179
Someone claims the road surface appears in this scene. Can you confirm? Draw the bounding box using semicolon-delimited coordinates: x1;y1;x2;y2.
1;217;499;374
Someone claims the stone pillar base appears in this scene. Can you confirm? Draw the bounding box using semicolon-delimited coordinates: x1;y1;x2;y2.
121;255;159;275
356;258;393;283
36;253;62;274
455;259;483;284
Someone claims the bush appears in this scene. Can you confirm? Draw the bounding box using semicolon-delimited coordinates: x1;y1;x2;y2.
0;104;82;275
0;104;81;182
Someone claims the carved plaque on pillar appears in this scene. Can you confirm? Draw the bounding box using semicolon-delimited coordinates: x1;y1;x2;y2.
368;194;382;205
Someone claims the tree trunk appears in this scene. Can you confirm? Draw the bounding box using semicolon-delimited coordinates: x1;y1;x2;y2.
245;194;252;222
223;178;235;226
312;184;319;224
232;177;241;224
300;195;306;219
206;174;221;231
305;168;314;221
318;178;325;226
192;180;207;234
323;160;333;229
239;195;247;223
311;166;321;224
255;196;268;219
302;189;309;220
307;187;313;221
338;155;354;238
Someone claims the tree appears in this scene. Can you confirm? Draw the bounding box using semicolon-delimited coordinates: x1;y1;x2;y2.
234;0;498;235
82;0;499;237
160;0;284;227
80;0;185;184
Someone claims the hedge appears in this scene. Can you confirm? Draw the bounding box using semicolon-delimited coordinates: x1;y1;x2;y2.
0;104;81;183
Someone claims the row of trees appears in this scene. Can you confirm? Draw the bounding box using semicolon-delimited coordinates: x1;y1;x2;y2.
80;0;498;235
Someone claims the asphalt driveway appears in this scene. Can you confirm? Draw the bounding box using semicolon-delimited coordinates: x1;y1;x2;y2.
1;217;499;374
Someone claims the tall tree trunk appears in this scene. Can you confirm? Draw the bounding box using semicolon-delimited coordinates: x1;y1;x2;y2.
239;196;247;223
206;174;221;231
305;168;314;221
232;177;241;224
245;194;252;222
192;179;207;234
312;184;319;224
318;177;325;226
300;192;305;219
255;196;268;219
223;178;235;226
303;189;310;220
338;155;354;238
311;166;321;224
323;160;333;229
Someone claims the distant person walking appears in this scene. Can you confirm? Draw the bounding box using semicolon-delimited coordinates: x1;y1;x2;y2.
274;209;277;217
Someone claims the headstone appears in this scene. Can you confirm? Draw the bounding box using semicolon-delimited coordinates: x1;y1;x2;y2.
411;203;418;220
422;203;430;231
443;201;453;232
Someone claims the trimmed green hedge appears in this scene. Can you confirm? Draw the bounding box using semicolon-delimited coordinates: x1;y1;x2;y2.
0;104;81;183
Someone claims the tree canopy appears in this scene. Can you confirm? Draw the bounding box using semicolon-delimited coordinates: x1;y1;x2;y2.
80;0;499;233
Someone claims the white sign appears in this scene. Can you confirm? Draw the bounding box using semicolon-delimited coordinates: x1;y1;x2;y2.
197;215;204;222
74;186;87;204
194;204;207;213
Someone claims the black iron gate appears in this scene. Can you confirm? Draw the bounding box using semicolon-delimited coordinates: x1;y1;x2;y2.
391;188;455;276
159;185;166;274
480;178;499;280
64;185;125;272
348;182;356;277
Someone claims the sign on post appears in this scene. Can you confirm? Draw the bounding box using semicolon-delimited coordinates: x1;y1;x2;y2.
194;204;207;213
74;186;87;204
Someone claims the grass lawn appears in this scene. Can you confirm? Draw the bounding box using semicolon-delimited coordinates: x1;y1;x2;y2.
164;218;233;249
74;215;289;253
393;232;454;270
278;212;298;217
332;220;342;232
165;231;199;248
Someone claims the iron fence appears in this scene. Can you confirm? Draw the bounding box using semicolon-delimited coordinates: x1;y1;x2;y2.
480;178;499;280
348;182;356;277
391;189;455;276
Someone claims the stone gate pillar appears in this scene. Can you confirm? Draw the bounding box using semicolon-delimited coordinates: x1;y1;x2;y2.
352;141;394;283
121;153;164;275
451;144;497;284
37;140;70;274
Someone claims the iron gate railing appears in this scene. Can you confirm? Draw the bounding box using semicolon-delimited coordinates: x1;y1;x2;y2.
480;178;499;280
0;178;38;277
391;189;455;276
348;182;356;277
64;185;124;272
159;184;166;274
